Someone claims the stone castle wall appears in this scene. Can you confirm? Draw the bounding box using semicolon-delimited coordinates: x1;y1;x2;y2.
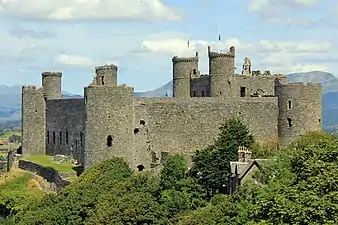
46;99;85;163
21;45;323;172
130;97;279;170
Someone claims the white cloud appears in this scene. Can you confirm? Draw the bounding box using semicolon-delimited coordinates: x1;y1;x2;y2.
138;34;334;74
0;0;180;21
248;0;317;12
54;54;95;67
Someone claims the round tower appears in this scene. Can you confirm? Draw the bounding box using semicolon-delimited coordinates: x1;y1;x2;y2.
275;82;322;147
172;52;199;98
95;64;118;86
209;46;235;97
42;72;62;100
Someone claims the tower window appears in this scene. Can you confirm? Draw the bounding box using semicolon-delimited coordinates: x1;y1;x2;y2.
193;91;197;97
101;76;104;85
107;135;113;147
319;119;321;124
201;91;205;97
140;120;145;126
80;132;83;146
193;69;197;75
59;131;62;145
287;118;292;127
240;87;246;97
52;132;56;144
134;128;139;134
288;100;292;109
47;131;50;144
66;131;69;145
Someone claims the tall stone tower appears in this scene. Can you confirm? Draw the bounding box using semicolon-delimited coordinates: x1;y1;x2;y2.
94;64;118;86
42;72;62;100
209;46;235;97
172;52;199;98
84;64;134;170
275;81;322;146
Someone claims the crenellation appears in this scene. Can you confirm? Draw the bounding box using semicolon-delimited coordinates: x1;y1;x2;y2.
21;44;322;171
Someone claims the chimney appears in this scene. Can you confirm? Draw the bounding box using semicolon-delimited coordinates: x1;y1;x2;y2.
238;146;252;163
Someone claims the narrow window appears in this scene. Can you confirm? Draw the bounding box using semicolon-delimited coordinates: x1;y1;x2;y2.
201;91;205;97
101;76;104;85
52;132;55;144
192;69;197;75
319;119;321;124
219;91;222;96
287;118;292;127
193;91;197;97
80;132;83;146
240;87;246;97
288;100;292;109
59;131;62;145
47;131;50;144
66;131;69;145
107;135;113;147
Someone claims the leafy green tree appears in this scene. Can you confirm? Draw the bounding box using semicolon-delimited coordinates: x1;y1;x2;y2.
13;157;132;225
159;155;207;221
191;117;255;196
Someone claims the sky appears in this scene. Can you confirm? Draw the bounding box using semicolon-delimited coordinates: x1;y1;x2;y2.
0;0;336;94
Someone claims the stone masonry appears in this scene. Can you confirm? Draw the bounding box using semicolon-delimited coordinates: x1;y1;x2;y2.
21;45;323;171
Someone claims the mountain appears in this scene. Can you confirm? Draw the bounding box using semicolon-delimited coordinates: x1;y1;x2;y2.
0;71;337;128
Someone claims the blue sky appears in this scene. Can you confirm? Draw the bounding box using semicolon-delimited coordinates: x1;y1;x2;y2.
0;0;335;94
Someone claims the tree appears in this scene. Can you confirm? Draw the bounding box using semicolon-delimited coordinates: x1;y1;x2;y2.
191;117;255;197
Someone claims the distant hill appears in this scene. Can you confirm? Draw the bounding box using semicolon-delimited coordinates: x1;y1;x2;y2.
0;71;337;127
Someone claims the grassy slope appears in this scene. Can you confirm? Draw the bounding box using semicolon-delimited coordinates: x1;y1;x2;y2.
22;154;75;173
0;169;45;211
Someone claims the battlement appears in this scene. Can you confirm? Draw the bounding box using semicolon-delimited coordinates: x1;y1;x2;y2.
276;82;322;87
208;46;235;58
42;72;62;77
172;53;199;63
22;85;37;91
95;64;118;74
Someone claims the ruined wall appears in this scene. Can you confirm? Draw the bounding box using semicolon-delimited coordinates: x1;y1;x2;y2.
229;75;287;97
22;86;46;155
84;85;134;169
132;97;279;170
190;75;210;97
18;160;71;190
276;82;322;146
46;99;85;163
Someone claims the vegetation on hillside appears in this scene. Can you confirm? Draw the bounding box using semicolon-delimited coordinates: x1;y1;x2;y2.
0;117;337;224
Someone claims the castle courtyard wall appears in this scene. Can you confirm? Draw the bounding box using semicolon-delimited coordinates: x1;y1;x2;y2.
131;97;279;170
46;98;85;163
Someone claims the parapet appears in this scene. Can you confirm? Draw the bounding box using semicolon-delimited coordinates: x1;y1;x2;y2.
208;46;235;58
41;72;62;77
22;85;37;91
95;64;118;73
276;82;322;87
172;52;199;63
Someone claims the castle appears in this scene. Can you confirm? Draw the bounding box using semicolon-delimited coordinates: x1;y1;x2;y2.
21;46;322;171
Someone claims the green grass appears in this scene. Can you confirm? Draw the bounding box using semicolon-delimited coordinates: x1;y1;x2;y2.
0;129;20;138
0;170;45;212
23;154;76;173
